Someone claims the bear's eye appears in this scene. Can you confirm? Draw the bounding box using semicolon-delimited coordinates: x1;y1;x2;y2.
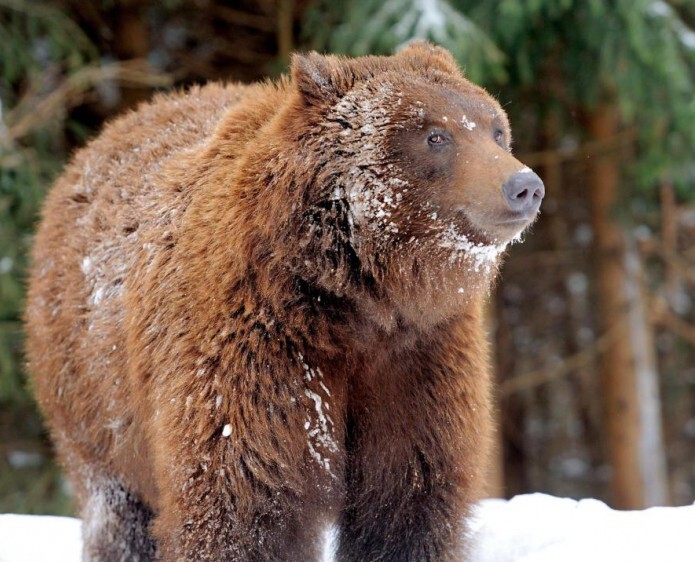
427;132;449;146
494;129;505;146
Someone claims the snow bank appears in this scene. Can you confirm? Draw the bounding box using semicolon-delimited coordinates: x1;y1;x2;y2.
0;513;81;562
1;494;694;562
469;494;695;562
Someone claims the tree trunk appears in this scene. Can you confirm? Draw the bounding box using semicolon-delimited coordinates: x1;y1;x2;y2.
113;5;150;111
587;105;667;508
624;237;670;506
276;0;294;65
588;104;642;509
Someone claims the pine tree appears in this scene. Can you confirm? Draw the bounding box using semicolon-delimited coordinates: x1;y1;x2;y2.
453;0;695;509
0;0;169;514
0;0;101;514
454;0;695;185
0;0;100;406
302;0;507;83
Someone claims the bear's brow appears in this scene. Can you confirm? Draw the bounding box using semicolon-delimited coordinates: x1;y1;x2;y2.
431;91;502;121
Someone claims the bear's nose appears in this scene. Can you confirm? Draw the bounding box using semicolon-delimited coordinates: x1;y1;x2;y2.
502;169;545;215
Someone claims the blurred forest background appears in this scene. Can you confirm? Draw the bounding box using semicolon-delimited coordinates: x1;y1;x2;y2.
1;0;695;516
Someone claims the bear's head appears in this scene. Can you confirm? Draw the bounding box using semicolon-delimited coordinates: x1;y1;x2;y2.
245;42;543;329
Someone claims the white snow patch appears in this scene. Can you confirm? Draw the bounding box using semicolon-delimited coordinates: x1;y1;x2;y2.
90;286;105;305
417;0;446;30
4;494;695;561
438;224;509;272
648;1;671;17
461;114;477;131
394;0;473;46
305;387;338;475
319;381;331;397
679;27;695;50
7;450;42;469
0;514;82;562
469;493;695;562
647;1;695;50
0;256;13;274
80;242;128;313
298;357;337;476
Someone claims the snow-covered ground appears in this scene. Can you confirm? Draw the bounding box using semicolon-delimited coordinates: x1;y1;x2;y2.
1;493;694;562
469;494;695;561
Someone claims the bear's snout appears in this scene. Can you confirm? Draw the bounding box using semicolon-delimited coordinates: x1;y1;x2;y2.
502;168;545;217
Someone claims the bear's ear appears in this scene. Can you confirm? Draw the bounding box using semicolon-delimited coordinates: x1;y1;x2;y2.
397;40;462;76
291;51;354;105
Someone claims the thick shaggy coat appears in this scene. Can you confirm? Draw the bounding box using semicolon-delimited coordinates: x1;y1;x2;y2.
26;43;543;561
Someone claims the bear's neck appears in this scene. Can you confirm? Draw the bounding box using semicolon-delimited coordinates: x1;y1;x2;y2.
252;260;488;364
285;271;489;396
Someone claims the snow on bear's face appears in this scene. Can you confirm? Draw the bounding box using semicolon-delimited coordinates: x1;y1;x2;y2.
289;43;543;322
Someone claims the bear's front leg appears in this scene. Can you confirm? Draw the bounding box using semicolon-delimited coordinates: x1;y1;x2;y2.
147;361;345;562
154;469;325;562
338;338;492;562
338;437;475;562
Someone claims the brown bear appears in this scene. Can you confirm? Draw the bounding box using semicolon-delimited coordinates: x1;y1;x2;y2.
25;42;543;561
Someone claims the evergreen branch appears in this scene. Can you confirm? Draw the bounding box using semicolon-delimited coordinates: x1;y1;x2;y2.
0;321;22;334
0;0;96;61
4;59;172;143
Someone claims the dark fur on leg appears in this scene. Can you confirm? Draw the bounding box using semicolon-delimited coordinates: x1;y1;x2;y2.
81;478;157;562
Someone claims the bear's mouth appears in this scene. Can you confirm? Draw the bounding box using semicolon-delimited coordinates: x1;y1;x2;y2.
494;215;536;225
453;207;537;246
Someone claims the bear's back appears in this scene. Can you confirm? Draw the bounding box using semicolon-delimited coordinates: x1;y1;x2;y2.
25;82;252;476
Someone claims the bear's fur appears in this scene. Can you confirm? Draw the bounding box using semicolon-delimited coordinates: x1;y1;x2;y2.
26;42;541;561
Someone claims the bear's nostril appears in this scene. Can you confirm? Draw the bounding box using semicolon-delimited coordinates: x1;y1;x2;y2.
502;169;544;215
